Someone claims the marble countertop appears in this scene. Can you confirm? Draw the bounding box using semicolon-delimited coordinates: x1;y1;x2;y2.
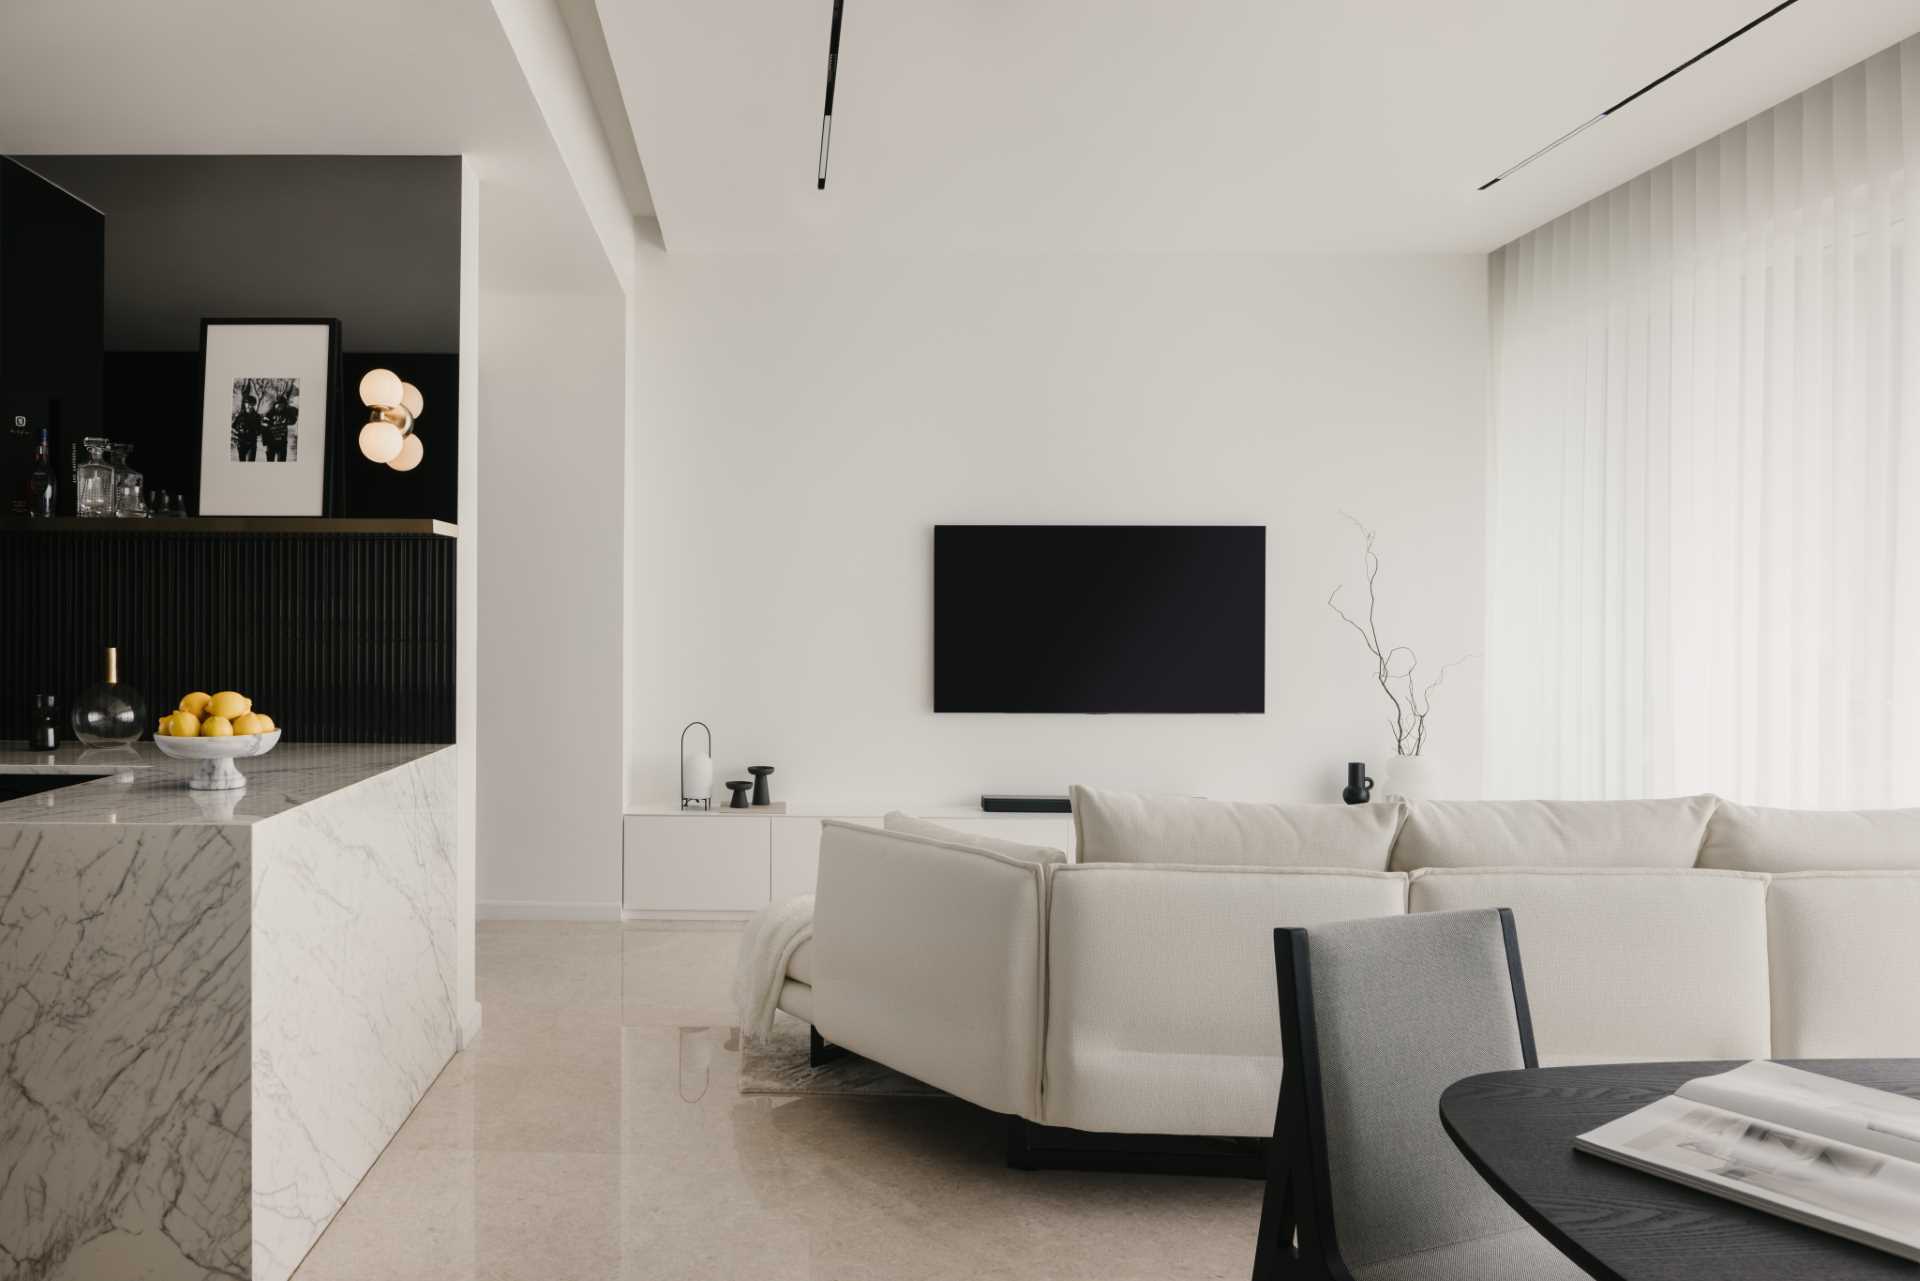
0;741;452;826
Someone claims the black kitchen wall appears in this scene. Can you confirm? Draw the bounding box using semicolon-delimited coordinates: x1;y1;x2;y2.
1;158;104;512
0;528;454;743
100;350;459;521
18;155;460;521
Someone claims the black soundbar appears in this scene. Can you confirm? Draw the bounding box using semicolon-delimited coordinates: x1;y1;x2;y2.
981;795;1072;814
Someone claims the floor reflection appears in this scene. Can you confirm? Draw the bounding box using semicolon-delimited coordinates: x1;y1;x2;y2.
290;922;1262;1280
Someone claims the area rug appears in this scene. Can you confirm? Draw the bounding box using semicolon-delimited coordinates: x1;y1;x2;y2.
738;1017;952;1099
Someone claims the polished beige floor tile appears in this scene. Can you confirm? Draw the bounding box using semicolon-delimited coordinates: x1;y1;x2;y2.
621;926;740;1026
293;923;1261;1280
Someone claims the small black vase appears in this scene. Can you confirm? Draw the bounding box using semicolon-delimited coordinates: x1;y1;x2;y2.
1341;762;1373;805
748;765;775;807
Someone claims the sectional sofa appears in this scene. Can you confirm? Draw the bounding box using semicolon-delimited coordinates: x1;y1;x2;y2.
770;786;1920;1140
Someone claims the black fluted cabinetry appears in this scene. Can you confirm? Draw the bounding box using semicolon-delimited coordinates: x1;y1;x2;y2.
0;523;454;743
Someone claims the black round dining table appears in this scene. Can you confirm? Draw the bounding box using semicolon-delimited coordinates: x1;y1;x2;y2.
1439;1059;1920;1281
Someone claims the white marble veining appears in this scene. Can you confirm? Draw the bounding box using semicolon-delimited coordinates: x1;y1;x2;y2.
0;744;457;1281
250;750;458;1281
0;821;252;1280
0;742;452;826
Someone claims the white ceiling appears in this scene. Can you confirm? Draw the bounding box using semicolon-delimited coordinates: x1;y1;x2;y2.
0;0;622;292
600;0;1920;253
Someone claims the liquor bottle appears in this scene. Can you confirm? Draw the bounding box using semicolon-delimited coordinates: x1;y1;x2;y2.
28;695;58;751
75;438;114;517
111;443;146;516
26;429;55;517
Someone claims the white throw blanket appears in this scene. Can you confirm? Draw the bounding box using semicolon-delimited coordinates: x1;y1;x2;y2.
733;893;814;1040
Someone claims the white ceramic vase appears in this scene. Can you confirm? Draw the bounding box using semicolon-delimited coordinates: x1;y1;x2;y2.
1381;753;1439;802
683;752;713;807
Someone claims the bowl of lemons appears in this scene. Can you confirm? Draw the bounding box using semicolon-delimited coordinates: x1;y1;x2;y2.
152;690;282;790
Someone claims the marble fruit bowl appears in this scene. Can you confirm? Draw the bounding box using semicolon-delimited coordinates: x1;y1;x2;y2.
152;728;283;790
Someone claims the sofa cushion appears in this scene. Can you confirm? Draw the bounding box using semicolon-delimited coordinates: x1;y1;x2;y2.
883;811;1067;864
777;978;814;1024
1767;872;1920;1057
1042;863;1408;1136
1390;796;1716;871
1407;868;1770;1064
1069;784;1403;870
1700;801;1920;872
786;938;814;985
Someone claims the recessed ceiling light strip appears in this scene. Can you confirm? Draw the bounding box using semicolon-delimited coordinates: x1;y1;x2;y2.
1478;0;1805;191
817;0;846;190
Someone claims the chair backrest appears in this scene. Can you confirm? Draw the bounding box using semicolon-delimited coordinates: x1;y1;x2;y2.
1256;909;1537;1279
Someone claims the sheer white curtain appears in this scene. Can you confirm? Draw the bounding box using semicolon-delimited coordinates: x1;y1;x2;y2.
1488;37;1920;806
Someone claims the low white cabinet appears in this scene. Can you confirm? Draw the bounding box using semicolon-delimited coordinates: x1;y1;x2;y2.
623;807;1076;919
624;816;774;914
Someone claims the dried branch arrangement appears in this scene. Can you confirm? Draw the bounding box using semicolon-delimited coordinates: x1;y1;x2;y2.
1327;515;1474;758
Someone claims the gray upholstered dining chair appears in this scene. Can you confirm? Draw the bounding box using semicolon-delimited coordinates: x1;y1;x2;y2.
1250;908;1589;1281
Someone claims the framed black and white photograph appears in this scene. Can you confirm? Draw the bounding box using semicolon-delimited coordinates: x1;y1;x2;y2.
197;319;340;515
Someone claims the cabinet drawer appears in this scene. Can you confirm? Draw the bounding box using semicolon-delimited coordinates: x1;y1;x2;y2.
624;816;770;912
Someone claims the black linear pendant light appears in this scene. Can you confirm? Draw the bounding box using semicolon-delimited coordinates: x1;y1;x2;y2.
1478;0;1804;191
817;0;846;189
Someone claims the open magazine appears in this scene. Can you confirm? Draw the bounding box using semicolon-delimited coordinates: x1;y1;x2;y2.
1575;1061;1920;1262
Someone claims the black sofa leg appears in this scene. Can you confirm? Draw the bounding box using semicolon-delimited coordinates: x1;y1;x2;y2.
809;1025;849;1067
1007;1115;1037;1170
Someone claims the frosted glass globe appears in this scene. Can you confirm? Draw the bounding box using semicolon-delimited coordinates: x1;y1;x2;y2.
399;382;425;419
359;419;404;463
358;367;403;409
388;434;425;472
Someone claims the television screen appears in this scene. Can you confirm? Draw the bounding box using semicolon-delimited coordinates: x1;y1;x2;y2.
934;525;1265;713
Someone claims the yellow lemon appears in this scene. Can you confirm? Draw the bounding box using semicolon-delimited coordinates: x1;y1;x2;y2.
200;716;234;737
178;691;213;717
232;712;269;736
207;691;250;720
168;710;203;738
253;713;275;732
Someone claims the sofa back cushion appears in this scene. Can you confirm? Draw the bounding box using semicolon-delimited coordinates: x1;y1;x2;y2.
1766;873;1920;1057
1390;796;1716;871
1042;863;1408;1136
882;811;1067;864
1700;801;1920;872
1069;784;1403;871
1408;868;1770;1065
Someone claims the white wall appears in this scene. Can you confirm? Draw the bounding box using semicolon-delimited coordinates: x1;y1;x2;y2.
627;251;1488;812
478;284;628;918
455;163;482;1039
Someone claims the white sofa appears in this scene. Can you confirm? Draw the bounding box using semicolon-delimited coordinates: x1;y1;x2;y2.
779;788;1920;1140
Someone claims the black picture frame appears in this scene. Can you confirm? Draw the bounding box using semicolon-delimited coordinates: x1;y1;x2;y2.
195;318;343;515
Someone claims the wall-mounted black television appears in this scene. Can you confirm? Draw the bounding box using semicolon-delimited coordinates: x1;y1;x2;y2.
934;525;1265;713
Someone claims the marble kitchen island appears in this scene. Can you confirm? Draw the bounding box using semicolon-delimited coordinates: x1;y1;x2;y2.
0;742;458;1281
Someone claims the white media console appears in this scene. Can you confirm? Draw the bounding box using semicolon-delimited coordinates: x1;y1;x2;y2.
622;803;1077;919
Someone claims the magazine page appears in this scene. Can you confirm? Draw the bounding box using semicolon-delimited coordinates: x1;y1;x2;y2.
1576;1096;1920;1262
1677;1061;1920;1165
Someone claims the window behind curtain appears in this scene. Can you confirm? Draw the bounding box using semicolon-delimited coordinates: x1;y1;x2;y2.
1487;37;1920;806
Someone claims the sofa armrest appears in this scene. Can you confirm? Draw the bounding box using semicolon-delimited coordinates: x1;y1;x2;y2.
812;820;1047;1118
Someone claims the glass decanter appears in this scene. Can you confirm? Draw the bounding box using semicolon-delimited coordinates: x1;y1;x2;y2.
111;443;146;516
75;437;115;517
72;646;147;745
